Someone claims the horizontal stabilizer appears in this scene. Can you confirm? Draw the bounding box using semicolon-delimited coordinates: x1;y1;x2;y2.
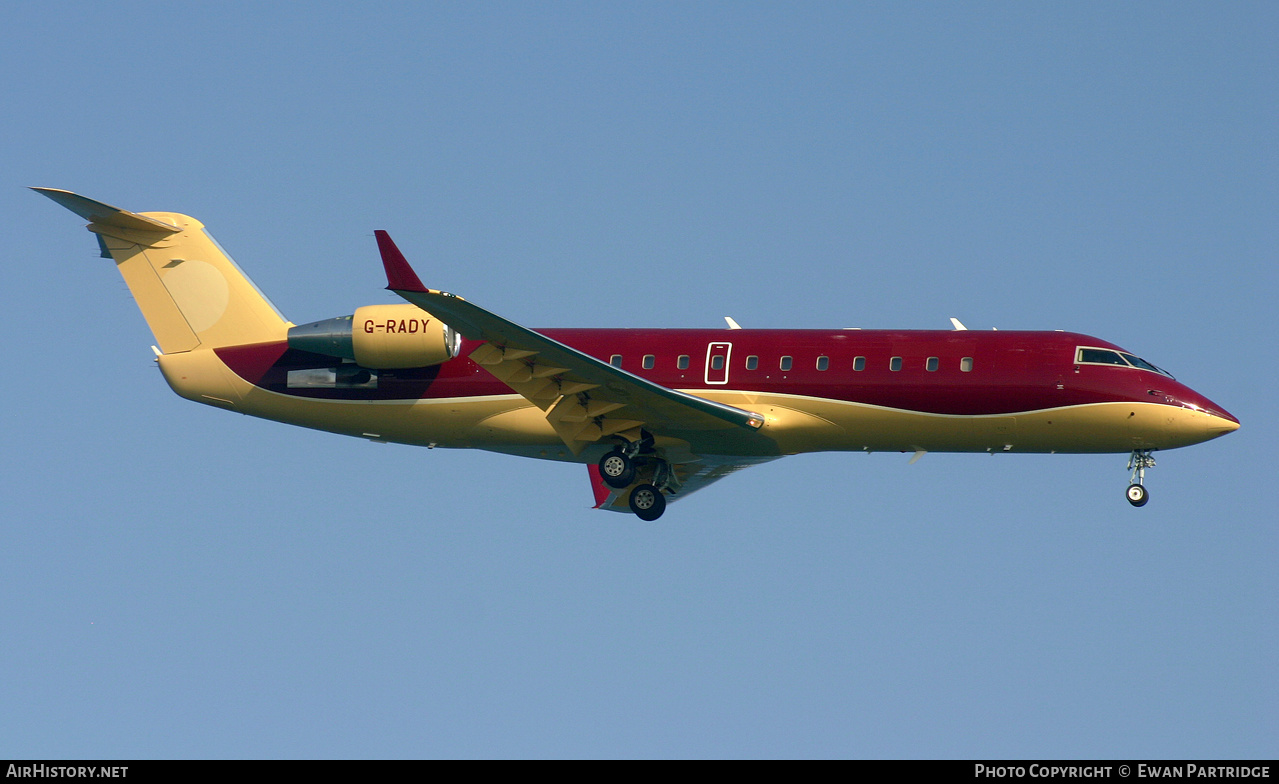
31;188;180;235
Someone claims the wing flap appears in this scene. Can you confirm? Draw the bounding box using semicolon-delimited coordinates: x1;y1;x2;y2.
374;231;767;455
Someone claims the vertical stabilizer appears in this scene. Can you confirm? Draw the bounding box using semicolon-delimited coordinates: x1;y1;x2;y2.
34;188;289;353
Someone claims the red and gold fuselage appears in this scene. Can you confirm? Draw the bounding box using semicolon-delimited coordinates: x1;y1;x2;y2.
161;327;1238;461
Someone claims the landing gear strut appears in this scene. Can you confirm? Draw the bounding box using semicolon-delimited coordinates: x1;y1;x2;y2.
598;433;675;520
1126;449;1156;507
627;461;677;520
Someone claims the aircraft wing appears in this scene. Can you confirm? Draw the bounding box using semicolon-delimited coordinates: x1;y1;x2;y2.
375;231;766;455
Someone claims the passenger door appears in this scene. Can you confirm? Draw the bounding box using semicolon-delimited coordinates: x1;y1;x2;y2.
705;342;732;385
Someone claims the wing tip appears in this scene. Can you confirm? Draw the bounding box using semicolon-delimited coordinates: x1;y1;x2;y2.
375;230;428;293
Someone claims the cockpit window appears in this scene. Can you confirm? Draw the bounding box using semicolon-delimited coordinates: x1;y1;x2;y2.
1120;352;1175;379
1076;347;1174;378
1077;348;1128;366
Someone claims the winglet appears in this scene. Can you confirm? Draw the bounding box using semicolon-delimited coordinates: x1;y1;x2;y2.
375;230;428;293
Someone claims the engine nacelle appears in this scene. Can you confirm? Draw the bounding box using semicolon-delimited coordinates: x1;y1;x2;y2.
351;304;462;368
287;303;461;369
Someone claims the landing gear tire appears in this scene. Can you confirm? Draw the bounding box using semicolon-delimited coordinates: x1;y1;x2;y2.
599;449;635;489
1125;450;1156;508
629;483;666;521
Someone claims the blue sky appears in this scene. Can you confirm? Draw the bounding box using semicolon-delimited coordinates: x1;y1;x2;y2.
2;2;1275;758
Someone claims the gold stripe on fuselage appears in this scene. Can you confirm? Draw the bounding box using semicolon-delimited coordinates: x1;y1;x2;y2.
157;350;1236;459
698;391;1236;455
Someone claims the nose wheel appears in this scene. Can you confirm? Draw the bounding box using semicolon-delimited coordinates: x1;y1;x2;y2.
1126;450;1156;507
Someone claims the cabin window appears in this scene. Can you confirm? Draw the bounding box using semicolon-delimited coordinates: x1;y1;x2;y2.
853;356;866;371
780;356;793;371
746;355;758;370
926;356;939;372
642;354;655;370
711;355;725;370
890;356;903;371
610;354;623;368
961;357;973;372
677;355;690;370
816;356;829;371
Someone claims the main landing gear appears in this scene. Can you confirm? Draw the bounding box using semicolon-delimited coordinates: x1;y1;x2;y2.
599;449;636;489
597;434;675;521
1126;449;1156;507
628;484;667;522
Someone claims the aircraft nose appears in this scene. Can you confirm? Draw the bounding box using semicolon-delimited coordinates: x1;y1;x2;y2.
1182;391;1239;439
1208;410;1240;436
1199;397;1239;431
1157;402;1238;448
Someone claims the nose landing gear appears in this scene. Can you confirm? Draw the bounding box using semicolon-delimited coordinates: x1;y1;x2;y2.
1126;449;1156;507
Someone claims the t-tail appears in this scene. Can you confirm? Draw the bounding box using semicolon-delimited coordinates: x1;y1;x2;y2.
33;188;289;353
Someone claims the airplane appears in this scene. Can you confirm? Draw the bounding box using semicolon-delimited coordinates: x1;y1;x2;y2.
35;188;1240;520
